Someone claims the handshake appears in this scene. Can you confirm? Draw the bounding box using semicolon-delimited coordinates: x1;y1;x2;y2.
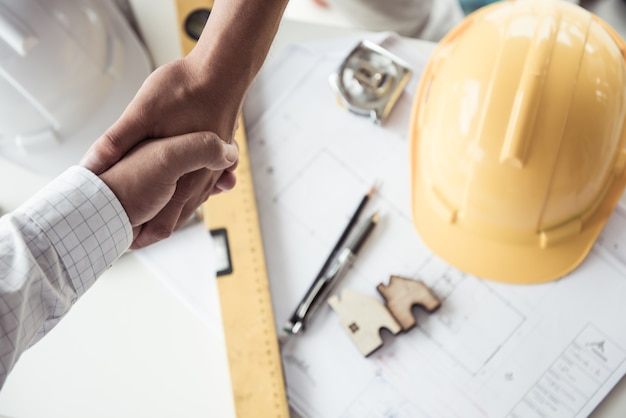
83;129;238;250
78;56;246;251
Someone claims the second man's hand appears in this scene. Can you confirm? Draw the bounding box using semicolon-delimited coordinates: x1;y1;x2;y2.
80;0;288;247
98;131;238;249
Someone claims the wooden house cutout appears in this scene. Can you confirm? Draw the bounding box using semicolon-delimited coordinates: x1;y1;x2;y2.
376;275;440;331
328;289;401;357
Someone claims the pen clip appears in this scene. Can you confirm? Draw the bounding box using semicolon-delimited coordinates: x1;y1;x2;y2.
295;276;327;320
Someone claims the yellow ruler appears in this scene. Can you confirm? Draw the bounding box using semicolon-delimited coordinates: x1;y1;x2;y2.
174;1;289;416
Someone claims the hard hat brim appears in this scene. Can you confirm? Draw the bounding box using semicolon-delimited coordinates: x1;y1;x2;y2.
411;173;625;284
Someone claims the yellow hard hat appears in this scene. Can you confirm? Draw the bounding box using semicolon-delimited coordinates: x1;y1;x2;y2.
409;0;626;284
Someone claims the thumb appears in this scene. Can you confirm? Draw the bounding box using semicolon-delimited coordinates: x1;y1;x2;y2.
161;131;238;179
81;116;147;174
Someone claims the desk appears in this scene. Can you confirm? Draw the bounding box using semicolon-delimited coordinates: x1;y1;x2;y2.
0;15;625;418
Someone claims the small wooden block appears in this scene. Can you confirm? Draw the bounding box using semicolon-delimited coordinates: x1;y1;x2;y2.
328;289;401;357
376;275;440;331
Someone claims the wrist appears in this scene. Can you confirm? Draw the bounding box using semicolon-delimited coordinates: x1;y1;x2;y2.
186;0;288;98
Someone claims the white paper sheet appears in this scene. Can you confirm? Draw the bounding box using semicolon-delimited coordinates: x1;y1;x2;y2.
243;34;626;418
133;222;223;335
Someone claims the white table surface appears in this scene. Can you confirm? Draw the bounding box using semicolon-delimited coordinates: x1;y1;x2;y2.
0;3;625;416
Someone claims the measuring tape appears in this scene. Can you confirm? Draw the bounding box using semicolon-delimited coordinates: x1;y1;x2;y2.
174;1;289;416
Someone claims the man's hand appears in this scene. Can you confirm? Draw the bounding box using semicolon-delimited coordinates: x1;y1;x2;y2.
98;131;237;249
80;57;241;242
80;0;287;243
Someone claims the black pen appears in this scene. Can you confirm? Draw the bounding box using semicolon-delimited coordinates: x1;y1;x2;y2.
318;183;376;274
282;184;375;337
283;211;379;336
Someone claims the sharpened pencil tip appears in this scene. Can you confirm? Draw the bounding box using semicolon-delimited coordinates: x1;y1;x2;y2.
371;211;380;223
367;182;377;197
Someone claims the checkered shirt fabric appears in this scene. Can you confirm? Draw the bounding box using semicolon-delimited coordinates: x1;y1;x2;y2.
0;166;132;388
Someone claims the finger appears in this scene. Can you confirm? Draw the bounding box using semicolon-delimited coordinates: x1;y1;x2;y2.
131;191;186;249
132;225;143;243
225;156;239;172
131;183;210;249
157;131;238;180
130;169;213;249
81;115;149;174
213;170;237;193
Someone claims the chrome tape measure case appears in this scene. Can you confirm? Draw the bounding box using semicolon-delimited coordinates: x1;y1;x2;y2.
330;40;412;125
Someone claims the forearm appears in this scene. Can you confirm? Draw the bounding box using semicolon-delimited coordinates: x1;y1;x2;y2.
184;0;289;138
195;0;287;77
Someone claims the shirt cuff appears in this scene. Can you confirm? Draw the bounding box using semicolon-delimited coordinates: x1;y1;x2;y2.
18;166;133;297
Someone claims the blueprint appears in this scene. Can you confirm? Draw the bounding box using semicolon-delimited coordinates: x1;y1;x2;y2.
243;35;626;418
